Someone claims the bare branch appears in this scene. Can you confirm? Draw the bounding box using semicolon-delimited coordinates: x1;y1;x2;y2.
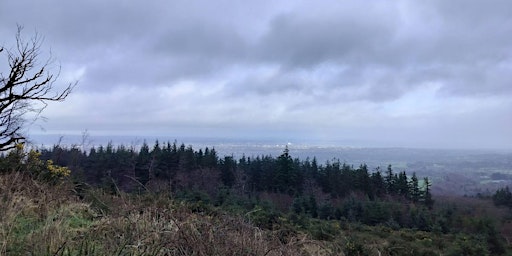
0;25;76;151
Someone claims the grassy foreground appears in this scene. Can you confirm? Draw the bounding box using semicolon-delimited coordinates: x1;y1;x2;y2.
0;172;507;255
0;172;328;255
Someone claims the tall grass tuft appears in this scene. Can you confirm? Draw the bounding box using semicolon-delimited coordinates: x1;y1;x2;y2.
0;172;325;255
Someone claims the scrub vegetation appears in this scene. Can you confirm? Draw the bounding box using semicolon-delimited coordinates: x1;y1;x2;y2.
0;142;511;255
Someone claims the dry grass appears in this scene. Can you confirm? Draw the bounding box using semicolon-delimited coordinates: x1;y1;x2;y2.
78;190;331;255
2;171;500;255
0;172;331;255
0;172;90;255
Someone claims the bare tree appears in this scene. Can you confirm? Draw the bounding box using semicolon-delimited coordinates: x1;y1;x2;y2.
0;26;75;151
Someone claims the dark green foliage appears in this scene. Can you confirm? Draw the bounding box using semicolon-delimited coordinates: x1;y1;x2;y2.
219;156;236;187
9;143;446;228
318;203;335;220
385;164;396;194
464;217;507;255
362;201;392;225
27;144;438;225
396;171;409;197
409;206;433;231
370;168;386;199
291;195;318;218
423;177;435;208
17;143;440;216
410;172;420;202
446;234;490;256
309;220;338;241
135;141;151;184
493;186;512;208
246;204;280;229
2;141;511;255
343;236;369;256
272;146;303;195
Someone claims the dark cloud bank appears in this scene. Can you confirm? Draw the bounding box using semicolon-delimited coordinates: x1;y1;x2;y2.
0;0;511;149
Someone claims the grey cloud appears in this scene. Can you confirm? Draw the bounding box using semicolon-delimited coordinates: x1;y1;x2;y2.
256;12;398;69
436;63;512;97
432;0;512;26
3;0;511;97
397;1;512;97
245;1;512;100
153;22;248;61
226;71;309;98
1;0;254;90
2;0;512;149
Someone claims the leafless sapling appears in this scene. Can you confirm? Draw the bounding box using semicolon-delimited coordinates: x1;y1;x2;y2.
0;26;75;151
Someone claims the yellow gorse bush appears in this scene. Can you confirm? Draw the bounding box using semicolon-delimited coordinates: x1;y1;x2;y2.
3;143;71;182
46;160;71;178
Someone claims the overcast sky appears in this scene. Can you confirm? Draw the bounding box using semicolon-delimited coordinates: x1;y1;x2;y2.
1;0;511;149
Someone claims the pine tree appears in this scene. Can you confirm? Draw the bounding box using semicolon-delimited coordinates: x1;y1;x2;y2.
409;172;420;203
396;171;409;197
135;141;151;184
423;177;434;208
492;186;512;208
370;168;386;199
275;146;294;194
219;156;236;187
385;165;395;194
